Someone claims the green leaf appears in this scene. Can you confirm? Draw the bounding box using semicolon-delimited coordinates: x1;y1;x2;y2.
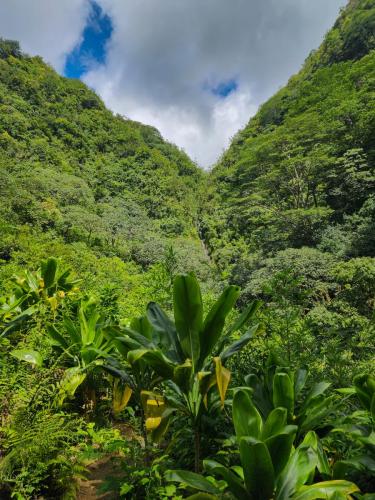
240;437;275;499
173;274;203;370
165;470;221;495
276;445;318;500
42;257;58;289
203;459;247;499
220;323;259;363
292;480;360;499
122;327;154;348
233;388;262;440
147;302;183;361
47;324;68;349
199;285;240;367
173;359;193;392
294;369;308;398
130;316;153;340
227;299;262;335
262;407;288;440
301;382;331;410
273;373;294;416
298;395;336;435
63;317;81;345
11;349;43;367
127;349;175;379
265;427;297;476
302;431;330;477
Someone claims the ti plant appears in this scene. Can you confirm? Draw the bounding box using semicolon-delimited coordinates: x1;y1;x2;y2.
245;352;337;439
333;374;375;488
0;257;80;337
166;388;359;499
46;297;115;406
109;272;261;470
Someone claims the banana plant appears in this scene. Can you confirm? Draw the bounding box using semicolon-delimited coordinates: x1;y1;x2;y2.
108;272;262;470
0;257;80;336
333;374;375;486
244;352;337;439
166;388;359;499
46;297;115;406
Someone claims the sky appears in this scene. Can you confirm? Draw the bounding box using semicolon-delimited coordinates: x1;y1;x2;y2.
0;0;347;168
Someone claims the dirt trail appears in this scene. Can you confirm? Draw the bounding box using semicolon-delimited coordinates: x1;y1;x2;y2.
77;455;121;500
77;424;140;499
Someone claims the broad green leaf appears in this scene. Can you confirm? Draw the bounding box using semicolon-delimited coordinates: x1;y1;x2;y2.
127;349;175;379
42;257;58;289
220;323;260;363
292;480;360;499
204;459;248;499
227;299;262;335
265;427;297;476
273;373;294;416
298;395;336;435
147;302;183;361
214;356;231;408
173;359;193;392
276;445;318;500
302;431;330;476
240;437;275;499
123;327;154;348
63;317;81;345
233;388;262;440
199;285;240;367
25;270;39;293
173;274;203;370
301;382;331;411
46;324;68;349
294;369;308;398
130;316;153;340
165;470;221;495
11;348;43;367
262;407;288;440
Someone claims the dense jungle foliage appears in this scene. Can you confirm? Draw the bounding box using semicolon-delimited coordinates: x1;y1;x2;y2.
0;0;374;498
201;0;375;382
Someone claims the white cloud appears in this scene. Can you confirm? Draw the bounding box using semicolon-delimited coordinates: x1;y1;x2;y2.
85;0;346;167
0;0;89;71
0;0;347;167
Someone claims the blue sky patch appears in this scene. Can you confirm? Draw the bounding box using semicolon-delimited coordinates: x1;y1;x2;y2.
64;1;112;79
207;79;238;98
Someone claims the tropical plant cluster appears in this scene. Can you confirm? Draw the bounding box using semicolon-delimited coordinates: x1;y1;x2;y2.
0;0;374;497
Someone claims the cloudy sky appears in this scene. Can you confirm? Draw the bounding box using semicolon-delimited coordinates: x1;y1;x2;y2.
0;0;347;167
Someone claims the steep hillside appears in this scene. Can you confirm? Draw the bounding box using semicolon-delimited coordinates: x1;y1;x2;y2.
203;0;374;273
202;0;375;374
0;40;212;317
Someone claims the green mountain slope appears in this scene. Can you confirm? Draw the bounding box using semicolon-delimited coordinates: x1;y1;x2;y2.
0;40;212;317
203;0;374;270
202;0;375;374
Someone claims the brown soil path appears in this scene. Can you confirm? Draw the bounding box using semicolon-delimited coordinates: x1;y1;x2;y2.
77;424;140;499
77;455;121;500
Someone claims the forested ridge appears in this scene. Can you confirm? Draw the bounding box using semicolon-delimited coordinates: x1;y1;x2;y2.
0;0;374;498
